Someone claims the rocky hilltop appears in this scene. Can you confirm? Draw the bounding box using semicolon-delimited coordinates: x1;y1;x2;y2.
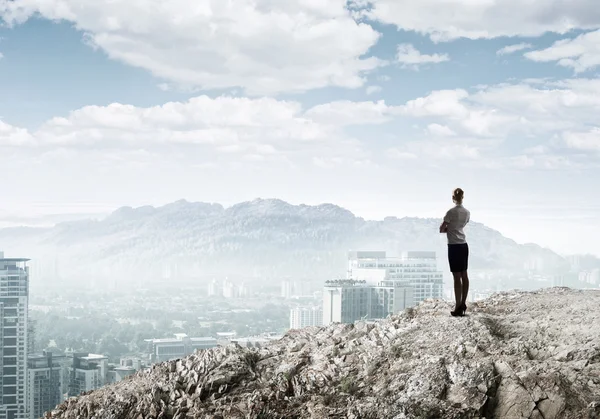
48;288;600;419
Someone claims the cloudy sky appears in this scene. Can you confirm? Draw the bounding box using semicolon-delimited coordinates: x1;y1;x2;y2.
0;0;599;256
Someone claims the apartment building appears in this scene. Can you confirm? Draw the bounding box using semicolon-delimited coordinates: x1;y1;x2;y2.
27;352;66;419
289;306;323;329
68;354;108;397
0;253;30;419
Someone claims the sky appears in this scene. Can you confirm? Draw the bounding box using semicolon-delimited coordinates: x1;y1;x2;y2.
0;0;599;257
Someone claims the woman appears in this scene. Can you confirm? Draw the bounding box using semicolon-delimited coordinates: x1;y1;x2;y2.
439;188;471;317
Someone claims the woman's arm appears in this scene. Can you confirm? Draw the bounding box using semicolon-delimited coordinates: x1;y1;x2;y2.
439;221;449;233
440;209;452;233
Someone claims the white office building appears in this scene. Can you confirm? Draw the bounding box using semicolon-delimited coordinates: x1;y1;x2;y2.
0;252;30;419
145;334;218;363
323;279;413;326
348;251;444;304
289;306;323;329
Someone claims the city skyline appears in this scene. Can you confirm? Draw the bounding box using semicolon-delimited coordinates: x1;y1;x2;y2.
1;1;600;258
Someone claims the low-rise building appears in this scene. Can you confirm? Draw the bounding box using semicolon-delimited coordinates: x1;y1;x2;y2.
112;358;144;382
145;334;217;363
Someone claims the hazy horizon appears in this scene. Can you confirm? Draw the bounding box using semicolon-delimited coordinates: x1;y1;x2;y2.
0;197;598;258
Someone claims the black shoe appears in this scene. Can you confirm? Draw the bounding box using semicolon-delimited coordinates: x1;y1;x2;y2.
450;308;465;317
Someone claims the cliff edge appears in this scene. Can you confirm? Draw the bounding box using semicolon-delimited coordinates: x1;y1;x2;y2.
48;288;600;419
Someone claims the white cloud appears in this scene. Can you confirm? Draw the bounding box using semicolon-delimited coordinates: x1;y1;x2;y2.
496;43;533;55
0;120;36;146
312;156;376;169
402;89;470;118
305;100;400;126
523;145;549;155
399;89;517;138
390;142;480;162
388;149;417;160
363;0;600;42
426;123;456;137
563;129;600;150
396;43;449;69
21;96;342;151
395;78;600;167
0;96;413;172
525;30;600;73
3;79;600;172
404;80;600;139
366;85;382;95
0;0;384;95
510;155;536;169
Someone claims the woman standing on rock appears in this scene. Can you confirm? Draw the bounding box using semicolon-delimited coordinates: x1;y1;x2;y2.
439;188;471;317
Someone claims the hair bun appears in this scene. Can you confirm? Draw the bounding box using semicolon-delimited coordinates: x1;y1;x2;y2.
453;188;464;200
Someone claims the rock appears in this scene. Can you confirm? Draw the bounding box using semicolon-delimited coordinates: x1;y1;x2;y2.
46;288;600;419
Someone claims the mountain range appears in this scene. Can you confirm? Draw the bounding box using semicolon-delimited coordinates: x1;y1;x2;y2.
0;199;570;285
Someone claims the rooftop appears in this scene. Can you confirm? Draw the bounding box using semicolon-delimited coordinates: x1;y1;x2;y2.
0;258;31;263
80;354;108;361
145;336;217;344
325;279;368;287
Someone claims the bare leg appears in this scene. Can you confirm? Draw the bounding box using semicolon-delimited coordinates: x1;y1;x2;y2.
452;272;462;310
460;270;469;307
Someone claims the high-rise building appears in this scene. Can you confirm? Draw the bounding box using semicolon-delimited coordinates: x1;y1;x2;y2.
348;251;444;304
222;280;237;298
27;352;66;419
281;280;293;299
0;252;30;419
26;320;36;356
207;279;222;297
237;282;250;298
322;279;413;326
289;306;323;329
68;354;108;397
579;269;600;286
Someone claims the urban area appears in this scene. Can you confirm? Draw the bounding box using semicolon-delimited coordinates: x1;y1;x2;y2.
1;249;597;418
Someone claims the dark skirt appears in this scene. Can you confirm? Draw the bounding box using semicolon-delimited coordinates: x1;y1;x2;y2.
448;243;469;273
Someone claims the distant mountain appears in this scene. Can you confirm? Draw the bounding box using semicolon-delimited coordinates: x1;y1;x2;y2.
0;199;569;283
